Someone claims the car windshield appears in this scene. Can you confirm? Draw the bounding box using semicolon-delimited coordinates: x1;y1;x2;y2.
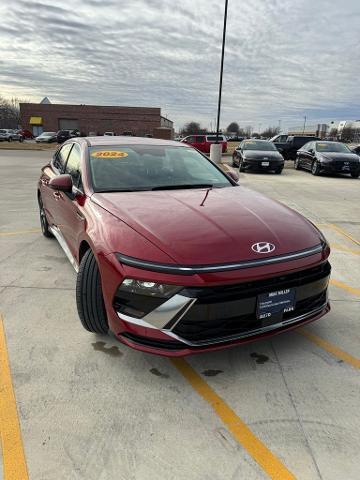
88;145;232;192
316;142;351;153
42;132;56;136
242;140;277;151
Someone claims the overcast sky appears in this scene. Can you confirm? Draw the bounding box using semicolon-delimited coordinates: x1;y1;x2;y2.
0;0;359;131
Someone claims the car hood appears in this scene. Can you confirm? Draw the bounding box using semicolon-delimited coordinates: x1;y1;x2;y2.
243;150;283;159
318;152;360;162
92;187;321;265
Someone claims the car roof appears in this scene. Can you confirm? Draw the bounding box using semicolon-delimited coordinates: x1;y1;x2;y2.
83;136;188;148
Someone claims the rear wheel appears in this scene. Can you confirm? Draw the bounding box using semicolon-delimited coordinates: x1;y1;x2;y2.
294;157;301;170
38;194;53;238
351;171;359;178
311;160;321;176
274;167;283;174
76;250;109;334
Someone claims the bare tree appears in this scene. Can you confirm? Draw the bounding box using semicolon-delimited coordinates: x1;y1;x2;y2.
261;126;279;138
341;126;354;143
0;96;26;128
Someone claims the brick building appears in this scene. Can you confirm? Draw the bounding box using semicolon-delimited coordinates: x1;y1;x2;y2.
19;102;174;139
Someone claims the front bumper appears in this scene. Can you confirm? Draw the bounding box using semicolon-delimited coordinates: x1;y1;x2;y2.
100;250;331;356
243;158;284;170
320;161;360;174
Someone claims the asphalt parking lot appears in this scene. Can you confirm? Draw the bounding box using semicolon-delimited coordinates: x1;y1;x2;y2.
0;149;359;480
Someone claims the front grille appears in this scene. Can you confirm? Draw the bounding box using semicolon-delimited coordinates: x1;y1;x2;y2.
171;262;330;342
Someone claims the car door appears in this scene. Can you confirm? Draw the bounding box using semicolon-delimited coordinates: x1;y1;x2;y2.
301;142;313;169
40;143;73;227
195;135;207;152
55;143;85;261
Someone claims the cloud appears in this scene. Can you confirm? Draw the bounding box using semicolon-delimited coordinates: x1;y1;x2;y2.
0;0;359;130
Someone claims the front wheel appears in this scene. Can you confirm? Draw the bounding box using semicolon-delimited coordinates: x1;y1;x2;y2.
351;171;359;178
8;137;12;142
311;160;321;176
239;158;246;172
76;250;109;334
294;157;301;170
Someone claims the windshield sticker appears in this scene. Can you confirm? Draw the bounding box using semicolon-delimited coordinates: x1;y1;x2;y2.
245;141;256;144
91;151;128;158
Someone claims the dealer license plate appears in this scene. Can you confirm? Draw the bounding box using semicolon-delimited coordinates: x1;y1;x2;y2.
261;161;270;166
257;288;296;320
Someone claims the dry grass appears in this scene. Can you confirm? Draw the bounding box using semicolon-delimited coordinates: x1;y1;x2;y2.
226;141;239;156
0;142;57;151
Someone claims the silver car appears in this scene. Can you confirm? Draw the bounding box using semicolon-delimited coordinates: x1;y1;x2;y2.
35;132;57;143
0;129;24;142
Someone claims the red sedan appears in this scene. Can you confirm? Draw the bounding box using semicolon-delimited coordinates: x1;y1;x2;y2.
38;137;331;356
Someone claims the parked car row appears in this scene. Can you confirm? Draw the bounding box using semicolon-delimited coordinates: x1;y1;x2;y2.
231;138;360;178
35;129;81;144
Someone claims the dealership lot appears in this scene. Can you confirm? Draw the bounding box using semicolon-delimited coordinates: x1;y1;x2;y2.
0;150;359;479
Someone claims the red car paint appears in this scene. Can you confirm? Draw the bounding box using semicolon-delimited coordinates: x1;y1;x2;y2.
180;134;227;153
38;137;331;356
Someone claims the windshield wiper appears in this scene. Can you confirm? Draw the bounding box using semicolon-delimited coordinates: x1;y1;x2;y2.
151;184;213;191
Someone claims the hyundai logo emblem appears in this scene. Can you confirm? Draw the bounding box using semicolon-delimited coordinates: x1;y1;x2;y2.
251;242;276;254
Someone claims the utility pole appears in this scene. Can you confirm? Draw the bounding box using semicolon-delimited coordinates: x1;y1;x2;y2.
215;0;228;143
303;115;307;134
278;119;281;132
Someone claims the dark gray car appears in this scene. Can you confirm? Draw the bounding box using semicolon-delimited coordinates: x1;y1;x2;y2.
233;139;284;174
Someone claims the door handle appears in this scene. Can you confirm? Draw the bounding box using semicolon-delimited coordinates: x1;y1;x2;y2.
53;191;61;200
76;210;85;221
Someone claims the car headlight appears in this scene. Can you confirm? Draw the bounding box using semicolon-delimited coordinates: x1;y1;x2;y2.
119;279;181;298
113;279;183;319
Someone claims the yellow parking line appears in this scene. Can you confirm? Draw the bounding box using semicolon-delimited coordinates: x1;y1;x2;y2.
319;223;360;247
330;278;360;297
171;358;296;480
0;229;41;237
299;329;360;370
0;315;29;480
330;243;360;256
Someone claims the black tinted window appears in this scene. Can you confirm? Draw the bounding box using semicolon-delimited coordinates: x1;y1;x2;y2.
53;144;72;172
64;144;81;187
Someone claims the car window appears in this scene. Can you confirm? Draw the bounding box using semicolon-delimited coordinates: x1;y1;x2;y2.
64;143;82;188
206;135;225;142
315;142;351;153
195;136;205;143
301;142;312;151
53;144;73;172
88;145;232;192
186;136;196;143
242;140;277;151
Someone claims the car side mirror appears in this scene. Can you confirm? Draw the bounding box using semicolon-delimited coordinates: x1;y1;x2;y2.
228;170;239;182
49;174;73;192
308;149;314;155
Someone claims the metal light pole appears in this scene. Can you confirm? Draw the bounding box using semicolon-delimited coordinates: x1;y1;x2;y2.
302;115;307;134
210;0;229;163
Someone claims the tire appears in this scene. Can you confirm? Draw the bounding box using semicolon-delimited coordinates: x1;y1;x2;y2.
311;160;321;176
76;250;109;334
274;167;283;174
239;158;246;172
232;156;237;167
294;157;301;170
19;136;24;143
38;194;53;238
8;137;12;142
351;172;359;178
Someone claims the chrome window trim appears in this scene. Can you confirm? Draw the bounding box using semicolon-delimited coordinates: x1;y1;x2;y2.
116;244;323;275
